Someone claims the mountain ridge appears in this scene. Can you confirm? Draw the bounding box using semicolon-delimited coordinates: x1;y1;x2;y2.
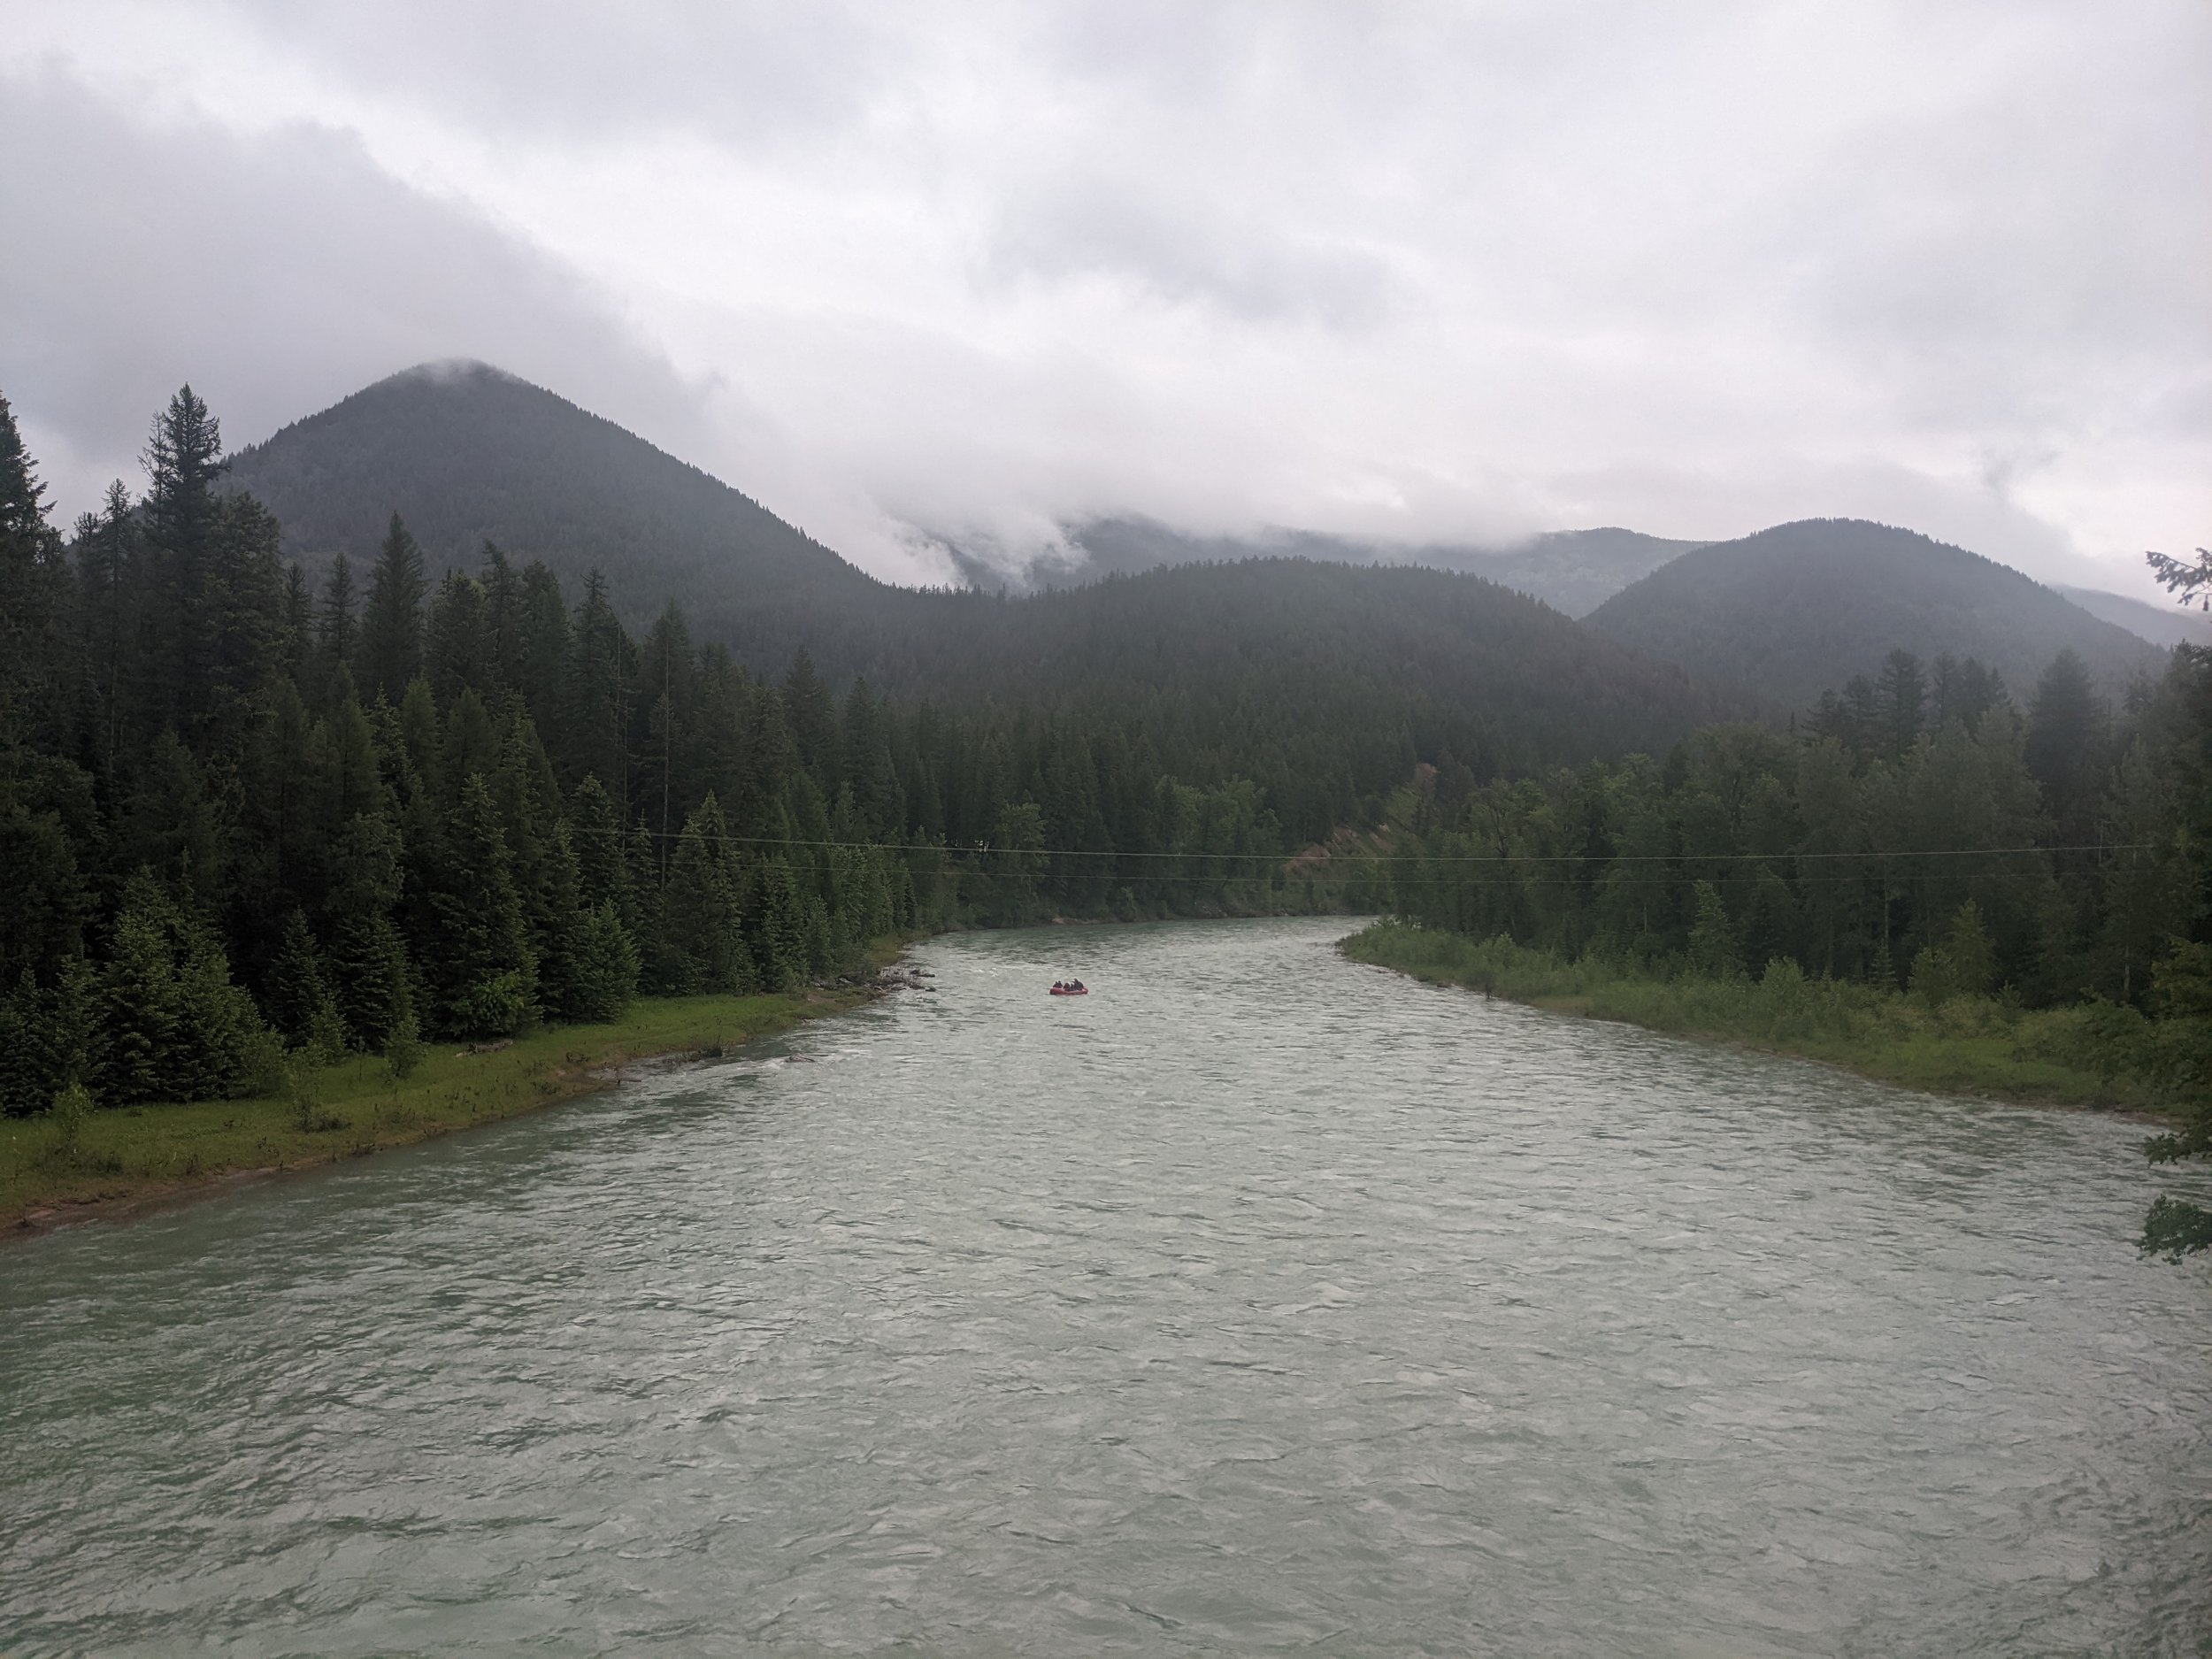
1586;518;2167;711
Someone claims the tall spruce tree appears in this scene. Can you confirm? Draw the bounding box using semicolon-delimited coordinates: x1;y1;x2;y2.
357;514;427;704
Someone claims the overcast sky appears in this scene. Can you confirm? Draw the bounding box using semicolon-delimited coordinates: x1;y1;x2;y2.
3;1;2206;591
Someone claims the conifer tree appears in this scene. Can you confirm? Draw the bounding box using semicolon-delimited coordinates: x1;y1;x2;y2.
73;482;138;776
266;910;339;1044
0;389;66;751
442;687;501;800
481;541;523;697
430;773;537;1035
325;812;415;1052
569;774;634;922
566;901;641;1023
97;875;265;1105
141;387;227;741
567;569;630;803
655;795;739;992
426;567;488;707
1686;880;1739;979
315;553;357;707
357;514;427;703
2024;649;2107;847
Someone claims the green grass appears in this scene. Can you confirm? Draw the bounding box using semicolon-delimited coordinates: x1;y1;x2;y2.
3;983;879;1235
1341;921;2177;1113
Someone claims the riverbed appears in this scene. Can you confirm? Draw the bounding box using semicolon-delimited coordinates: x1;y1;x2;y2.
3;918;2207;1655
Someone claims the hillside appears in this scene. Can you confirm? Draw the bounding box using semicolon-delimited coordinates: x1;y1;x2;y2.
225;362;893;658
960;516;1700;616
214;365;1743;804
2055;584;2212;650
879;558;1743;830
1585;519;2168;711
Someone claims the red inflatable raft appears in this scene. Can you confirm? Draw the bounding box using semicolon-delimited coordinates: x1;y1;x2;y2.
1049;983;1089;995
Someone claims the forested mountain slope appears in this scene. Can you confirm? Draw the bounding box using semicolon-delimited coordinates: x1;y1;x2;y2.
967;516;1701;616
876;559;1743;833
2055;584;2212;651
219;365;1742;800
225;362;895;659
1586;519;2166;711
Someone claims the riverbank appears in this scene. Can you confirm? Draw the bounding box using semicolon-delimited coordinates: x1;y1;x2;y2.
1340;921;2174;1113
3;979;893;1238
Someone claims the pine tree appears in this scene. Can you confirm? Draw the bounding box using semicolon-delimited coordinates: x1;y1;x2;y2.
315;553;357;709
1876;649;1926;759
566;902;641;1023
357;514;426;703
73;482;138;776
0;388;66;752
98;878;183;1105
266;910;342;1047
655;795;739;993
141;387;227;743
2025;649;2108;848
480;541;523;696
441;687;500;800
426;567;488;707
0;970;51;1117
569;774;635;924
566;569;630;805
1686;880;1739;979
429;773;538;1035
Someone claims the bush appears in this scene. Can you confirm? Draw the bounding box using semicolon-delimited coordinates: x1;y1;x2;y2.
49;1079;93;1156
449;970;535;1039
384;1008;426;1081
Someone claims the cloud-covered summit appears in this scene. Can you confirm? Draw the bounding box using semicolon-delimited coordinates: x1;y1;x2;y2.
2;1;2205;594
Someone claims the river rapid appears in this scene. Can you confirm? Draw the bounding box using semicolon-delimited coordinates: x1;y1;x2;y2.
3;917;2208;1655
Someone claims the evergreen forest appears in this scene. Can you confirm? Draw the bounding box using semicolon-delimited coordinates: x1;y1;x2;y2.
4;380;2208;1254
0;387;1296;1115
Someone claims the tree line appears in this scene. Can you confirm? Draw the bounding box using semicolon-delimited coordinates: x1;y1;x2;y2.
1372;632;2212;1255
0;387;1289;1116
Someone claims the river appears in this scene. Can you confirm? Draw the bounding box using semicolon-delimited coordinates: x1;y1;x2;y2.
3;918;2207;1655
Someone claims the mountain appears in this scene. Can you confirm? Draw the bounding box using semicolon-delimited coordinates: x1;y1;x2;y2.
887;557;1745;795
1585;518;2169;712
214;363;1744;810
2055;584;2212;651
955;516;1700;617
225;361;894;661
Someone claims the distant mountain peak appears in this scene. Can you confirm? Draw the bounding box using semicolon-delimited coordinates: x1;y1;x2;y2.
223;359;879;651
1586;517;2164;710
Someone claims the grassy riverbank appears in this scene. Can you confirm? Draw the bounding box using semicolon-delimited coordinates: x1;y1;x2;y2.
4;982;884;1237
1341;921;2173;1112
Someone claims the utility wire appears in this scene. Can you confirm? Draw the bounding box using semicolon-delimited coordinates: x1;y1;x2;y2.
550;822;2159;864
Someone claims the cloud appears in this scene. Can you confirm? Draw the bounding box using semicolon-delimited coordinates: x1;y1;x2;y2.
0;65;722;525
2;0;2206;594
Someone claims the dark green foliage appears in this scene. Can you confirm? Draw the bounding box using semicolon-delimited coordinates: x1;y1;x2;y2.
17;371;2206;1245
430;774;538;1036
265;910;337;1045
97;875;270;1106
357;514;426;703
1588;519;2164;714
567;902;641;1023
0;388;69;751
2138;941;2212;1259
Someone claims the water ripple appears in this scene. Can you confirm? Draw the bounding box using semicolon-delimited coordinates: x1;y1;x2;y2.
3;918;2208;1655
